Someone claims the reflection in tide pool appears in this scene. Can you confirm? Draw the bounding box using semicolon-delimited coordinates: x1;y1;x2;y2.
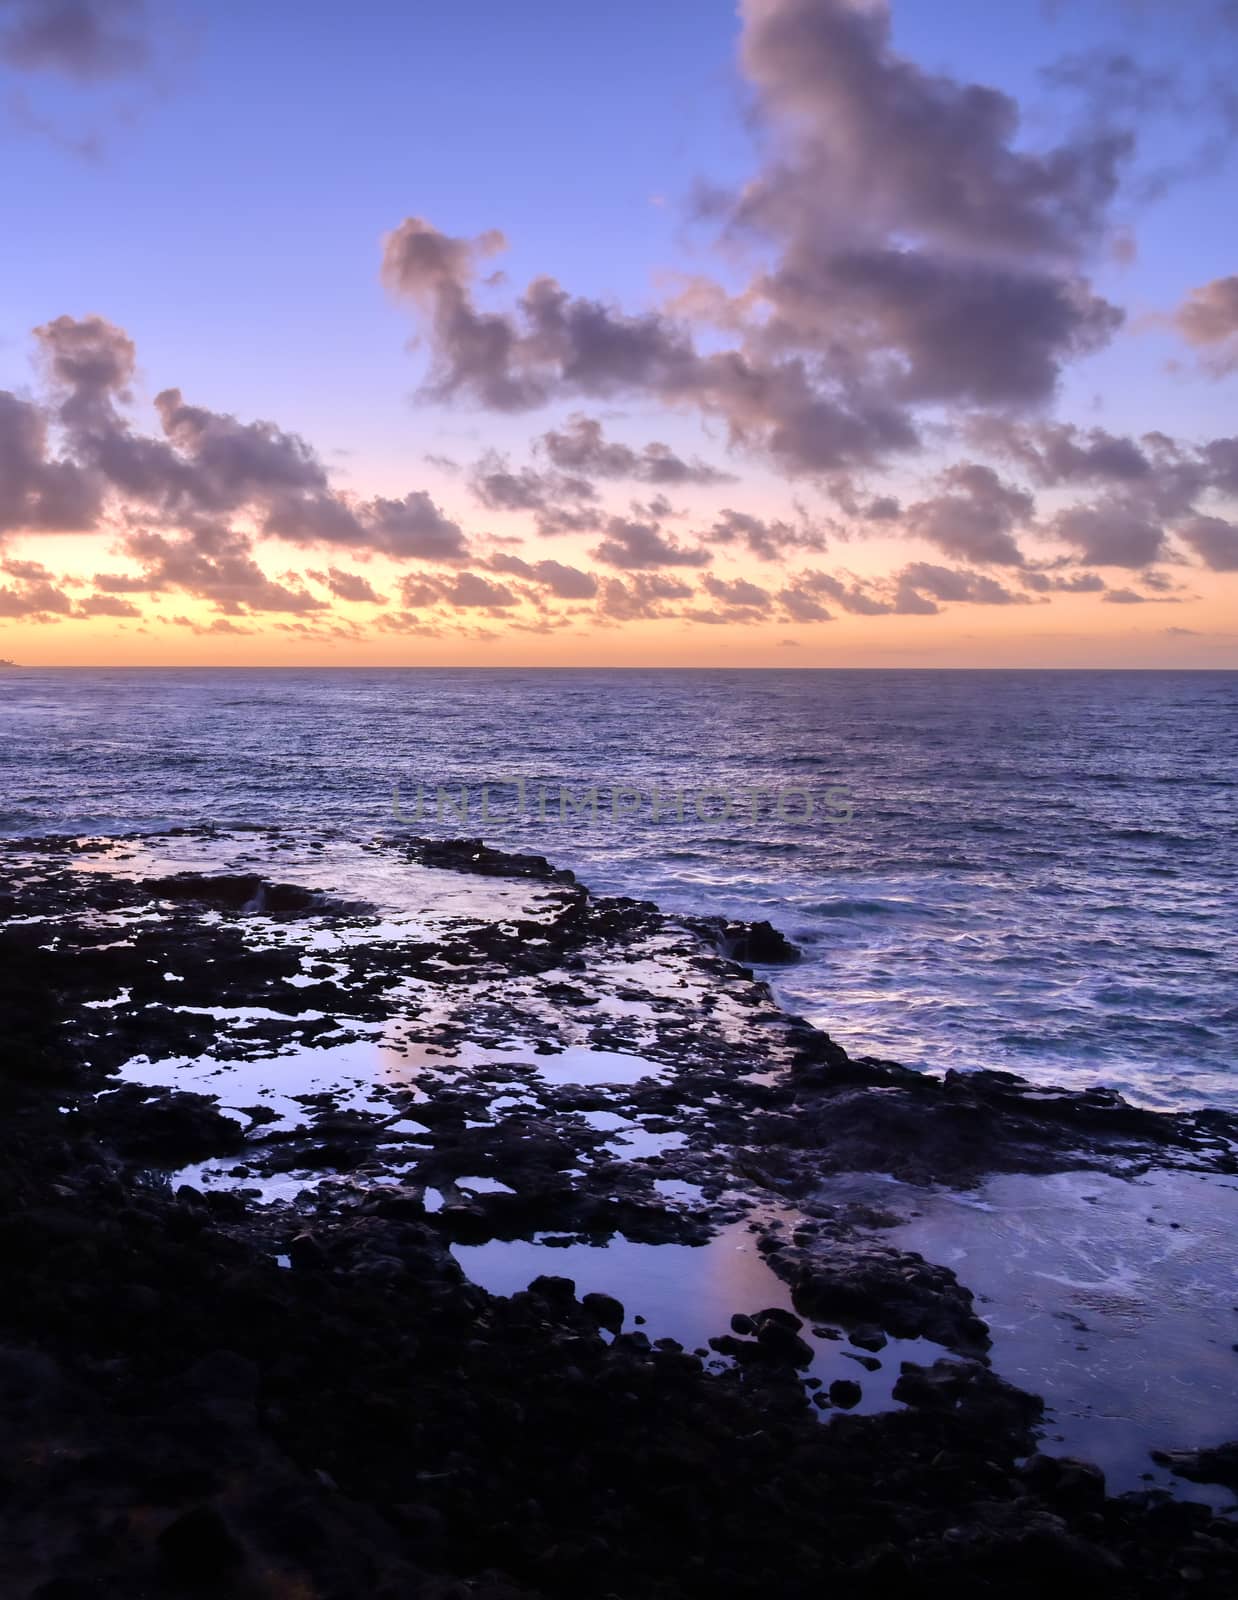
824;1167;1238;1506
453;1220;953;1418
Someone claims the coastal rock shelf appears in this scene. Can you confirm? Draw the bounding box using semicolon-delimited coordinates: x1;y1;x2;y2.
2;826;1237;1598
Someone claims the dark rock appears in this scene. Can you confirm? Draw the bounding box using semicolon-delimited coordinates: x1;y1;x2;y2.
754;1320;815;1367
1022;1454;1108;1510
528;1274;577;1305
581;1292;624;1333
1150;1440;1238;1489
157;1505;246;1579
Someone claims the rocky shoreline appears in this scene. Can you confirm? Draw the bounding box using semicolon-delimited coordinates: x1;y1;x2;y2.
2;828;1236;1597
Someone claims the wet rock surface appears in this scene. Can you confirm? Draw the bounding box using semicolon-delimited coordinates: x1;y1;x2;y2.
2;826;1236;1598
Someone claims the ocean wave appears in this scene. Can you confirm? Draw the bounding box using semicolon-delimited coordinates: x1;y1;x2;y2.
800;897;929;918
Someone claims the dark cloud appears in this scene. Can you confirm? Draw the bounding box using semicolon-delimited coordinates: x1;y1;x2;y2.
540;414;735;485
1048;500;1166;566
1201;435;1238;496
969;418;1154;487
390;569;544;618
155;387;327;504
465;450;598;535
382;217;692;413
700;507;825;561
0;389;101;534
694;0;1129;422
35;313;135;432
0;557;73;616
792;569;893;616
1177;514;1238;570
383;0;1135;480
0;0;149;81
318;567;386;604
896;562;1031;606
488;553;598;599
22;316;481;565
776;573;835;623
263;490;471;563
596;572;694;621
763;249;1121;408
887;583;939;616
591;516;712;571
736;0;1129;258
1102;586;1180;604
37;316;339;525
904;463;1034;566
118;524;329;614
383;218;919;476
1020;567;1106;593
350;494;470;562
701;573;771;609
442;571;517;609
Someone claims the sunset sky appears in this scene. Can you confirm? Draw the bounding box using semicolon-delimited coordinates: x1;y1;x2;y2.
2;0;1236;667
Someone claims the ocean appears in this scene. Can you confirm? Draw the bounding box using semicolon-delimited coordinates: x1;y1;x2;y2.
2;666;1235;1111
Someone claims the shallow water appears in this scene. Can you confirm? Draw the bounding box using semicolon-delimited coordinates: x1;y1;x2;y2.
823;1167;1238;1505
3;667;1234;1109
452;1220;954;1418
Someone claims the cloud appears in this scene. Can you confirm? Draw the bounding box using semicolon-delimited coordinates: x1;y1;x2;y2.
591;515;712;570
708;0;1126;411
383;217;918;476
1177;514;1238;570
895;561;1031;606
465;449;599;535
488;553;598;599
735;0;1129;259
1101;586;1181;604
776;572;836;623
764;248;1121;408
383;218;699;414
1201;435;1238;495
319;567;386;604
1048;499;1166;566
1172;275;1238;373
1020;567;1106;593
539;414;735;485
0;0;150;82
596;572;694;621
780;568;891;616
382;0;1138;479
701;573;771;609
903;463;1034;566
20;316;477;564
75;592;140;617
700;507;825;561
442;571;517;609
0;557;73;616
264;489;472;562
155;386;327;504
0;389;101;535
117;524;329;614
970;418;1154;486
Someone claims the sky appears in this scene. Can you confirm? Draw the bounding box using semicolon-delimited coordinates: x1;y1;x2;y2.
1;0;1237;667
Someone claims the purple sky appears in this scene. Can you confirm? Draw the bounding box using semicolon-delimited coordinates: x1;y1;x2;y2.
1;0;1236;665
